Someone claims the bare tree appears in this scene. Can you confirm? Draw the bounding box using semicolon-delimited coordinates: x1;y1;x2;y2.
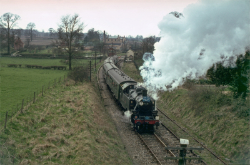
57;14;84;70
48;28;55;38
26;22;36;41
0;13;20;54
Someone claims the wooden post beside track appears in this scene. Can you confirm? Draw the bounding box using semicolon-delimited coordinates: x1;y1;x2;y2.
90;61;91;82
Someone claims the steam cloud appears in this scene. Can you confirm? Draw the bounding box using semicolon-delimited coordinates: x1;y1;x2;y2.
139;0;250;99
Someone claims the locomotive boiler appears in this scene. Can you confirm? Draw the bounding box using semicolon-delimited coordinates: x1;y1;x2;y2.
103;56;159;132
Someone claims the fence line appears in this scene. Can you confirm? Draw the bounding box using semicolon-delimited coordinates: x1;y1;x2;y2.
0;74;68;131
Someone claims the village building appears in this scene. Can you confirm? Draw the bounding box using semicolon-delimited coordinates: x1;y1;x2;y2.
126;49;134;61
103;31;126;50
108;47;116;56
14;37;24;51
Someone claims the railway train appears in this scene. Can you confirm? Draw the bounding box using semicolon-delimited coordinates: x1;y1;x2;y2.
103;55;159;132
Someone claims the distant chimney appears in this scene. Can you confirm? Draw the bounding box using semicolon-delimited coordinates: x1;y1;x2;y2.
104;30;106;43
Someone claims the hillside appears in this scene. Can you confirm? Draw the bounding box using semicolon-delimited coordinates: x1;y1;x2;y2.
0;79;132;164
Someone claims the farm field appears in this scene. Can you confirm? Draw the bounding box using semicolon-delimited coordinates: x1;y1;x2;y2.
0;67;67;123
0;57;96;123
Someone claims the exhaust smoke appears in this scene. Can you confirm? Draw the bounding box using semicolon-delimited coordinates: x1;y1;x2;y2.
139;0;250;99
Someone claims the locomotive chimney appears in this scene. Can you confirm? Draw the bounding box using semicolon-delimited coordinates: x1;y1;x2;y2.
104;30;106;43
143;89;147;96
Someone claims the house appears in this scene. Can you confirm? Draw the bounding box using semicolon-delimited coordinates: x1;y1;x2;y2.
84;46;94;51
103;31;126;50
126;49;134;61
108;47;116;56
14;37;24;50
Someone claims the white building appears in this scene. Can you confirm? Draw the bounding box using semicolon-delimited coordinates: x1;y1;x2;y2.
126;49;134;61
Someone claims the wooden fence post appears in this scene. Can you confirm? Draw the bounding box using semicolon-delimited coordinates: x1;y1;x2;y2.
4;111;8;129
90;61;91;82
21;99;24;113
33;92;35;103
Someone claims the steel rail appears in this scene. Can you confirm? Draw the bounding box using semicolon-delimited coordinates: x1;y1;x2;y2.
157;108;227;165
137;133;163;165
154;133;176;157
161;123;179;140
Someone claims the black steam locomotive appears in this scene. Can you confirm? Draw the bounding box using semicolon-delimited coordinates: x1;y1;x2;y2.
103;56;159;132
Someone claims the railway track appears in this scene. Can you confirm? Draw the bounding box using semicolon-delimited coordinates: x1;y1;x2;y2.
97;60;224;165
97;63;158;164
137;132;178;165
157;108;228;165
97;62;179;165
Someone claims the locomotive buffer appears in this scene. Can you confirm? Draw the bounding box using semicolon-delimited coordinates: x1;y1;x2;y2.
165;139;204;165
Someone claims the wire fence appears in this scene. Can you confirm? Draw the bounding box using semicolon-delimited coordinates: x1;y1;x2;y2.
0;58;105;132
0;74;68;132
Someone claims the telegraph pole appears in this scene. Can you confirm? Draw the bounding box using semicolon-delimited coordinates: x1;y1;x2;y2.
95;46;96;71
89;61;91;82
112;42;113;56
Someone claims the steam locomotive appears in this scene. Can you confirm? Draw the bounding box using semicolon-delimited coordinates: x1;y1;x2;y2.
103;56;159;132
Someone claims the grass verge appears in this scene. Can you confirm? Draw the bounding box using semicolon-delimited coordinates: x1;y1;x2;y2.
121;62;143;82
0;80;132;164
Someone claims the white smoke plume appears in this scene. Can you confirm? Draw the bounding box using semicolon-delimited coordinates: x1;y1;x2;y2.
139;0;250;99
124;110;132;121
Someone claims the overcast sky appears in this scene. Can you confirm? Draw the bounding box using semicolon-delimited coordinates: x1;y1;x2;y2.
0;0;197;37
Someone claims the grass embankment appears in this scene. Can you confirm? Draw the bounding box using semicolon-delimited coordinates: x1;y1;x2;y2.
0;80;132;164
158;87;249;164
121;62;143;82
122;61;249;164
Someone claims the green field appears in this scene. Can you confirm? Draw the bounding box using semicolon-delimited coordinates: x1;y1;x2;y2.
0;57;96;124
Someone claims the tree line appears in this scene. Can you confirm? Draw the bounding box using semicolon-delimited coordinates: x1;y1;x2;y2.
206;51;249;98
0;13;37;54
0;12;160;70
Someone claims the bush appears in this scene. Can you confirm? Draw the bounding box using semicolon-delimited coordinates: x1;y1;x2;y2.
206;51;249;98
188;85;249;119
231;97;250;118
182;78;196;90
68;66;89;82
